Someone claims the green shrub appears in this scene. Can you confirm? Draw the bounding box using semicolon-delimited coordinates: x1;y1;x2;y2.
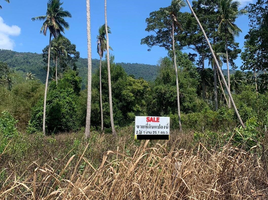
29;88;79;134
228;117;262;151
0;111;18;153
179;106;236;131
193;130;225;149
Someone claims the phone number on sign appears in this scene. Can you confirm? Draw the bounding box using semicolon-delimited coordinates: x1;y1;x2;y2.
136;130;169;135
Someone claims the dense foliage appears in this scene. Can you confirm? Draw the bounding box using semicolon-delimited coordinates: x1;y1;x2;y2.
1;0;268;198
0;50;159;85
0;0;267;143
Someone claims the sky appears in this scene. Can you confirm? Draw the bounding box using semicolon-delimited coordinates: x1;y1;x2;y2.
0;0;256;68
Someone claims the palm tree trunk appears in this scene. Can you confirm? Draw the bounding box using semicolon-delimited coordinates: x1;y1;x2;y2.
172;21;182;131
56;56;58;85
43;33;52;135
254;68;258;93
105;0;116;136
85;0;92;138
225;35;231;108
99;57;104;132
201;55;206;100
185;0;245;128
213;63;218;111
216;67;228;105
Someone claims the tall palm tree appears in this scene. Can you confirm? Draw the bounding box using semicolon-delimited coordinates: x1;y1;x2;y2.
218;0;243;108
105;0;116;135
97;24;111;132
32;0;71;135
209;48;228;108
169;0;185;131
51;36;67;85
0;0;9;9
185;0;245;128
171;16;182;131
85;0;92;138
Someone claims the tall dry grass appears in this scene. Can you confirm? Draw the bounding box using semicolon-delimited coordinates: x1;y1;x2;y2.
1;133;268;200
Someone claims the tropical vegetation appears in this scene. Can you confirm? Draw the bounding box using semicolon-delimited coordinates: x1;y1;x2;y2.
1;0;268;198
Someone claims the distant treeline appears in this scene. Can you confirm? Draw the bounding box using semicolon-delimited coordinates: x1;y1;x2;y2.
0;50;159;85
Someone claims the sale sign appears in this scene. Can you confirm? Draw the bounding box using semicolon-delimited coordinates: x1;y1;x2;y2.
135;116;170;140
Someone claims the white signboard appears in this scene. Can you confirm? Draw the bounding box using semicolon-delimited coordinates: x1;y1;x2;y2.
135;116;170;140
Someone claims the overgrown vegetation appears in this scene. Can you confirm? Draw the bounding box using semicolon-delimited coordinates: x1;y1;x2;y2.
1;0;268;198
1;128;268;199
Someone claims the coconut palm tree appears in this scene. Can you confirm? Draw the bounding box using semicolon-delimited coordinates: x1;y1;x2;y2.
85;0;92;138
169;0;185;131
32;0;71;135
51;36;67;85
26;72;35;80
185;0;245;128
97;24;111;132
0;0;9;9
105;0;116;136
209;47;228;108
171;14;182;131
218;0;243;108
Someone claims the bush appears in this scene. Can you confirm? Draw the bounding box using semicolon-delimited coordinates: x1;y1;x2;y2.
180;107;236;131
29;88;79;134
0;111;18;153
228;117;263;151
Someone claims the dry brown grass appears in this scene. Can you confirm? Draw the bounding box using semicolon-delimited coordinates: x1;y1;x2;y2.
1;135;268;200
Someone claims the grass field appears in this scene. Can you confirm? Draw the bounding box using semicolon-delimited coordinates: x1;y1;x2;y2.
1;127;268;199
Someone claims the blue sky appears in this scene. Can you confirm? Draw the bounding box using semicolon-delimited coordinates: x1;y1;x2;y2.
0;0;255;68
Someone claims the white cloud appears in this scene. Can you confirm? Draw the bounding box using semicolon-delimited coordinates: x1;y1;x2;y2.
0;17;21;50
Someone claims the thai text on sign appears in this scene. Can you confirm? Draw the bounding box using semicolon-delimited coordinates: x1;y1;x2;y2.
135;116;170;140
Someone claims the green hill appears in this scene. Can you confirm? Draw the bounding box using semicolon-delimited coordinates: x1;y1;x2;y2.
0;50;159;84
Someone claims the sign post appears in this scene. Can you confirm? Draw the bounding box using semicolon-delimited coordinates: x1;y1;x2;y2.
135;116;170;140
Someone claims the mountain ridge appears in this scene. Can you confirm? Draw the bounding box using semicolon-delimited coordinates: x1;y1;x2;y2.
0;49;159;85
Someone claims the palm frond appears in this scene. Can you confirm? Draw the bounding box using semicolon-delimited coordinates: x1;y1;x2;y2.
31;16;46;21
32;0;71;39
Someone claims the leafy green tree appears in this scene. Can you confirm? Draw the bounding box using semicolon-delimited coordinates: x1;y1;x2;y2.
32;0;72;135
51;70;82;95
29;70;81;134
148;51;201;117
197;67;214;100
141;2;184;51
0;0;9;9
0;62;12;90
241;0;268;91
11;80;44;130
0;69;44;131
181;0;219;103
185;0;245;127
51;36;67;85
208;44;228;110
97;24;111;132
118;77;150;125
177;0;241;106
142;0;185;130
230;70;246;94
217;0;245;107
42;36;80;83
91;58;150;128
85;0;92;138
258;74;268;93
